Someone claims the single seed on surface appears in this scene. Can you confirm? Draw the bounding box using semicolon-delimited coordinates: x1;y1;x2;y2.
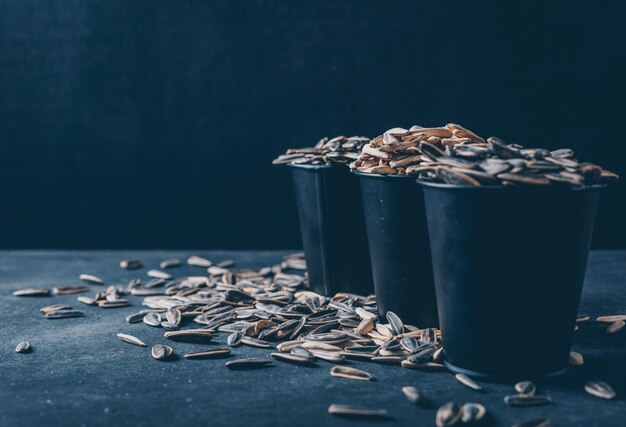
569;351;584;366
461;403;486;423
328;404;388;419
436;402;462;427
455;373;483;391
184;349;231;359
117;333;147;347
401;386;420;404
330;366;372;381
584;381;616;400
13;288;50;297
79;274;104;284
504;395;551;407
151;344;173;360
15;341;30;353
607;320;624;334
512;419;551;427
515;380;536;395
224;358;272;370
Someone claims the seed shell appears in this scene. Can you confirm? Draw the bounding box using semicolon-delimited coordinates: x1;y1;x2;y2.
584;381;616;400
117;333;147;347
515;380;536;395
225;358;272;370
184;349;231;359
330;366;372;381
79;274;104;285
151;344;173;360
607;320;625;334
13;288;50;297
461;403;486;423
328;404;388;419
15;341;30;353
454;373;483;391
436;402;462;427
401;386;420;404
504;395;551;407
271;352;315;365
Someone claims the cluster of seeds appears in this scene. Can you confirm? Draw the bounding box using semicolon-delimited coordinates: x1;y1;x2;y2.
413;136;619;187
11;254;621;425
273;135;370;166
350;123;484;175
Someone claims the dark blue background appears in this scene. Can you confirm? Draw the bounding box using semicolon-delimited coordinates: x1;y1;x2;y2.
1;1;624;249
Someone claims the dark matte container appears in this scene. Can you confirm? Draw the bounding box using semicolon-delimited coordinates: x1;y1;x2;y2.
419;181;604;381
289;164;374;296
355;172;439;327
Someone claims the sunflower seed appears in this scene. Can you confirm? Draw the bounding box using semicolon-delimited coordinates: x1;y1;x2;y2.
187;256;212;267
143;312;162;327
330;366;372;381
227;331;244;347
596;315;626;323
385;311;404;335
52;285;91;295
407;347;436;364
400;336;419;353
151;344;173;360
401;386;420;404
117;333;147;347
126;312;145;323
160;258;181;269
120;260;142;270
584;381;615;400
184;349;231;359
512;419;551;427
15;341;30;353
165;308;182;326
225;358;272;370
504;395;551;407
454;373;483;391
271;352;315;365
77;296;97;305
241;336;273;348
461;403;486;423
436;402;462;427
607;320;625;334
569;351;584;366
309;349;344;362
13;288;50;297
164;329;213;343
401;360;446;370
40;304;73;315
147;269;172;279
328;404;388;419
515;381;536;395
79;274;103;285
44;310;85;319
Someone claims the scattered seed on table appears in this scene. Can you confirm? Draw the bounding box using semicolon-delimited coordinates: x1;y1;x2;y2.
504;395;551;407
436;402;462;427
160;258;181;269
455;373;483;391
271;352;315;365
79;274;103;285
461;403;486;423
569;351;584;366
117;333;147;347
512;419;551;427
607;320;624;334
330;366;372;381
595;315;626;323
53;285;90;295
151;344;173;360
515;380;536;395
147;269;172;279
164;329;213;343
401;386;420;404
77;296;97;305
15;341;30;353
187;256;212;267
328;404;388;419
13;288;50;297
585;381;616;400
184;349;231;359
225;358;272;370
120;260;142;270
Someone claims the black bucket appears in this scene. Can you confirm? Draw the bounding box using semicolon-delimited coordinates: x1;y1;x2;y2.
355;172;438;327
289;164;374;296
419;181;604;381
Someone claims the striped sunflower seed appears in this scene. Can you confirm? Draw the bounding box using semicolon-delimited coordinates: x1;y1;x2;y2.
117;333;147;347
515;381;536;395
584;381;615;400
120;260;142;270
164;329;213;343
271;352;315;365
328;404;388;419
13;288;50;297
330;366;372;381
143;312;162;327
187;256;212;267
607;320;625;334
454;373;483;391
79;274;104;285
386;311;404;335
184;349;231;359
40;304;72;315
44;310;85;319
52;285;91;295
15;341;30;353
504;395;551;407
151;344;173;360
401;386;420;404
436;402;462;427
225;358;272;370
160;258;181;269
227;331;244;347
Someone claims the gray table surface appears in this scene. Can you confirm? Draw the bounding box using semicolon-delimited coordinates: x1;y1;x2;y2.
1;250;625;427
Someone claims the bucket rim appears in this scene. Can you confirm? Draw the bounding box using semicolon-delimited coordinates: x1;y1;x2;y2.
416;179;608;192
352;170;416;180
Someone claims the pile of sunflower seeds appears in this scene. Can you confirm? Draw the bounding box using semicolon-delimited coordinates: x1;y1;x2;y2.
350;123;484;175
413;136;619;187
273;136;370;166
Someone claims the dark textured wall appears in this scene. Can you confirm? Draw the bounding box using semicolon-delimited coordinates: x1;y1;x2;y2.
0;1;624;249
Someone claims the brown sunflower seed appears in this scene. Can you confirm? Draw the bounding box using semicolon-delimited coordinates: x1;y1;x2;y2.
79;274;104;285
454;373;483;391
401;386;420;404
328;404;388;419
330;366;372;381
504;395;551;407
120;260;142;270
39;304;72;315
569;351;584;366
584;381;615;400
436;402;462;427
117;333;147;347
184;348;231;359
13;288;50;297
225;358;272;370
607;320;625;334
151;344;173;360
515;380;536;395
15;341;31;353
461;403;486;423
